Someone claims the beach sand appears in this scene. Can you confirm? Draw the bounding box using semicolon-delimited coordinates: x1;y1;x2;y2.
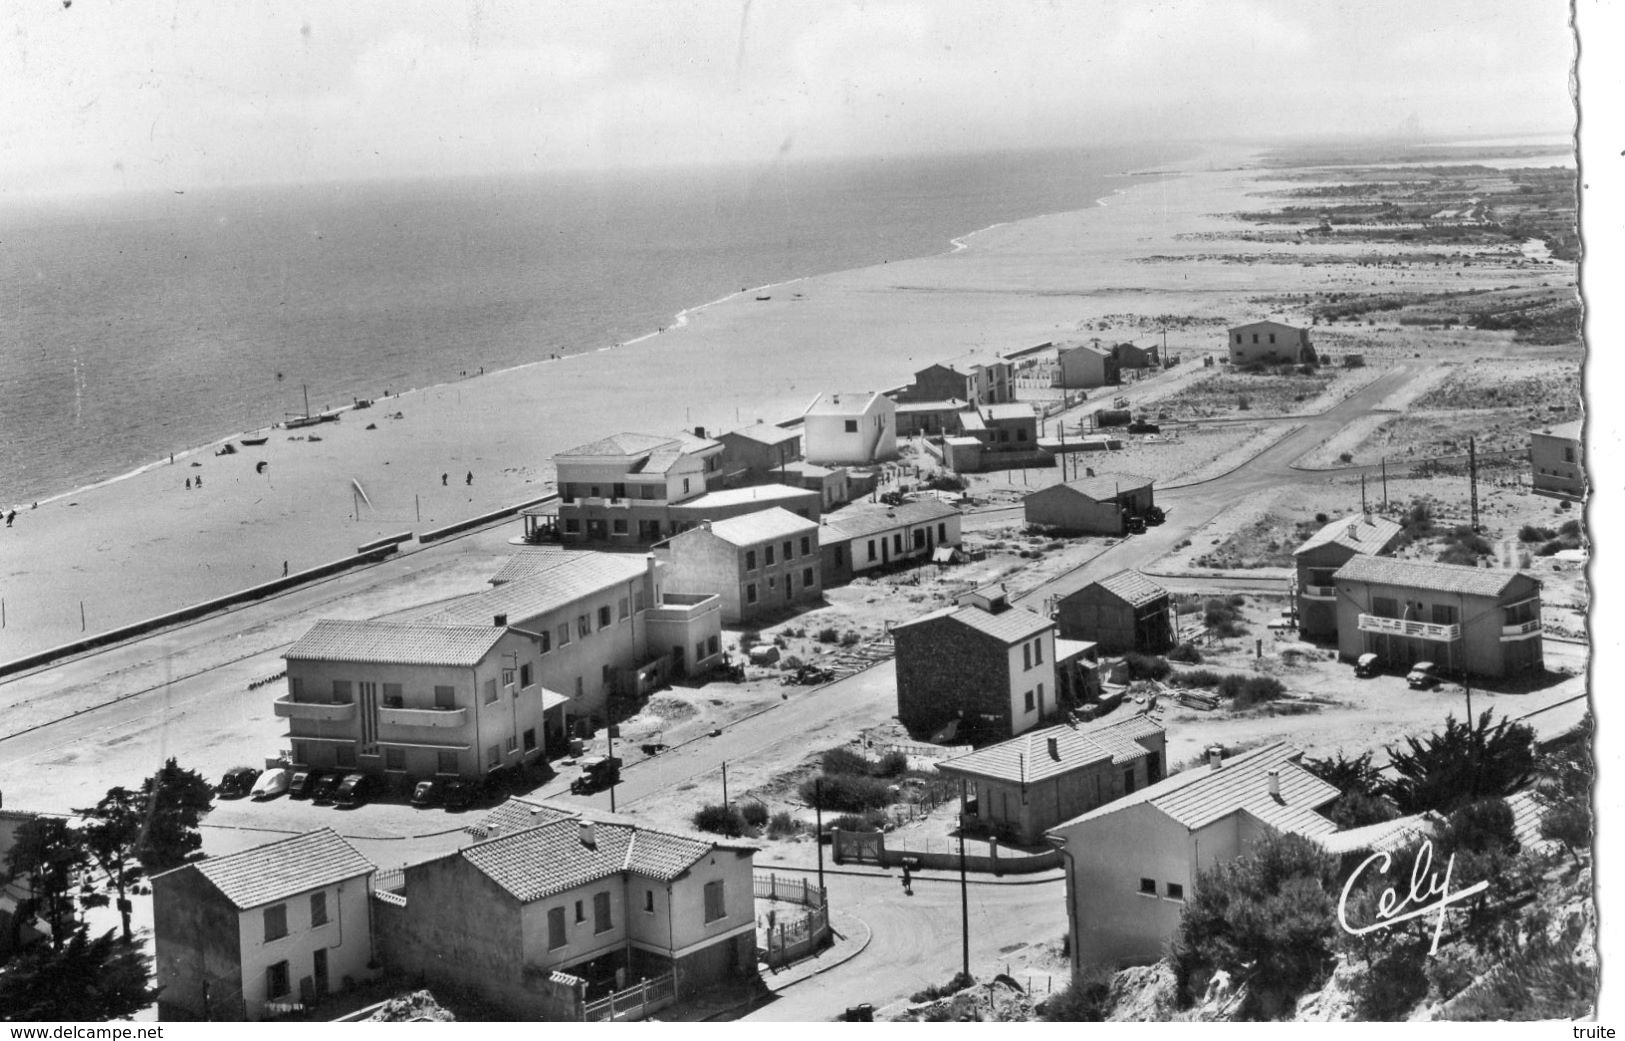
0;148;1566;659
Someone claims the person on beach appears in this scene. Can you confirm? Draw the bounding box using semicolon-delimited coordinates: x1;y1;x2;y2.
185;477;192;490
442;473;448;486
5;510;14;527
465;471;473;486
283;561;289;577
196;475;203;488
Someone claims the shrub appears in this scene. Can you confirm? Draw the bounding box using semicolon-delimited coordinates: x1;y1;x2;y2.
827;811;885;833
766;811;800;838
911;971;975;1004
1519;523;1557;543
840;630;862;647
740;802;770;829
874;751;909;778
1354;938;1431;1020
821;747;872;776
800;773;892;812
1167;642;1203;665
1042;968;1115;1021
1381;710;1536;815
1172;668;1225;688
1222;675;1287;709
692;803;746;837
739;630;761;650
1315;512;1329;523
1203;598;1248;638
1437;798;1519;858
1536;539;1565;557
1121;652;1171;681
1338;451;1354;464
817;627;840;644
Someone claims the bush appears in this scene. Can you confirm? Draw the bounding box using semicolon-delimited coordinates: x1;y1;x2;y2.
821;747;872;776
767;811;800;838
840;630;862;647
800;773;892;812
1121;652;1171;681
1355;938;1431;1020
1221;675;1287;709
1042;968;1114;1021
1338;452;1354;464
1381;710;1536;815
1519;523;1557;543
740;630;761;650
1437;798;1519;858
692;803;746;837
1536;539;1565;557
1559;518;1582;538
827;811;885;833
817;627;840;644
911;971;975;1004
874;751;909;778
1203;598;1248;638
740;802;770;829
1167;641;1203;664
1172;668;1225;688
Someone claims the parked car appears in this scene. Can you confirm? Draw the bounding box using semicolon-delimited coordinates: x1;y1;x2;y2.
287;769;322;799
250;767;290;800
1355;652;1381;678
334;772;369;807
410;780;439;808
312;773;345;804
441;779;476;811
570;756;622;795
216;766;260;799
1406;661;1440;689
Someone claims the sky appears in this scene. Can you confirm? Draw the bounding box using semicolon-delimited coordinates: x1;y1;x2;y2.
0;0;1579;196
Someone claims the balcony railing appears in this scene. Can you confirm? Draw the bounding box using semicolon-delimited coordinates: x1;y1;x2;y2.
377;705;468;728
1356;614;1461;642
273;696;356;722
1300;584;1337;600
1501;619;1542;641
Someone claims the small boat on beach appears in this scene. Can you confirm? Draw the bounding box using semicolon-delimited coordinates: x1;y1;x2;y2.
283;383;342;429
240;435;269;447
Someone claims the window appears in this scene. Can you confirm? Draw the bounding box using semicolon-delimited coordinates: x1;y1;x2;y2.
539;630;552;654
264;904;288;941
746;583;758;604
599;605;612;628
801;536;811;556
707;635;720;655
612;518;628;535
1123;767;1136;795
836;546;845;567
523;728;537;752
563;518;580;533
1023;644;1032;670
575;900;586;924
867;540;877;562
1024;690;1035;712
267;961;291;999
892;533;903;554
382;682;403;706
704;880;726;923
803;567;814;587
506;735;518;754
520;663;533;687
487;744;500;768
558;622;571;647
1034;639;1044;665
765;545;776;566
1431;603;1458;626
618;597;629;620
682;477;691;494
844;419;858;433
1166;882;1185;901
590;485;601;497
331;680;352;704
644;890;656;914
384;748;405;771
289;676;305;699
1252;334;1259;344
435;685;456;709
575;676;584;698
1371;596;1399;619
437;751;458;774
1017;429;1027;442
310;891;328;927
601;664;612;686
1139;878;1157;896
783;540;794;561
745;549;757;571
938;522;946;542
577;614;591;637
593;891;613;933
336;745;357;767
1564;447;1576;463
768;576;776;590
484;678;499;704
548;907;567;950
696;641;705;662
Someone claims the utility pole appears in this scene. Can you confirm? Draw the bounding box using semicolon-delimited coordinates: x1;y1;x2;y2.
607;725;617;813
1361;474;1367;513
1382;456;1389;510
1468;436;1480;532
722;761;729;805
814;778;826;898
959;777;970;980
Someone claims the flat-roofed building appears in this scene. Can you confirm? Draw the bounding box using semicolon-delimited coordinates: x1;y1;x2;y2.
802;391;897;465
1530;419;1583;499
654;507;821;624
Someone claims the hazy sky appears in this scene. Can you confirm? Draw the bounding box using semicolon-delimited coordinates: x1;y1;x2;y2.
1;0;1576;195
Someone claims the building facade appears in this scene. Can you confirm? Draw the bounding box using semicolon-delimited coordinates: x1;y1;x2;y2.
802;391;897;465
1293;513;1404;641
818;498;961;585
1330;554;1543;679
1053;570;1174;655
717;424;803;486
1054;344;1111;389
553;431;726;544
153;828;376;1022
653;507;822;624
1530;420;1583;499
1023;475;1156;536
1227;320;1312;366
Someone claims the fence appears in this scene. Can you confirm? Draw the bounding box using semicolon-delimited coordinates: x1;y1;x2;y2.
881;741;972;760
582;972;676;1022
831;829;1061;875
755;872;824;906
755;872;833;970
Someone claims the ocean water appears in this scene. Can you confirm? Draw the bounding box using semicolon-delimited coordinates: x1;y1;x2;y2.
0;144;1174;505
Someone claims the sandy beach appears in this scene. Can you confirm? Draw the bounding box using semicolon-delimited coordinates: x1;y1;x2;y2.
0;146;1568;660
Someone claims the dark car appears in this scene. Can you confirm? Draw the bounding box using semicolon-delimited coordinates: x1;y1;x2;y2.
216;766;260;799
441;779;476;811
570;756;622;796
1355;652;1381;678
1127;421;1160;435
311;772;345;804
287;770;322;800
334;772;369;807
410;780;439;808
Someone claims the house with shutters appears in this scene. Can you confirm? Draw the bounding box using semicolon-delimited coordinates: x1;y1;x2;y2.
1293;513;1404;641
371;805;758;1020
935;713;1168;844
1330;554;1544;679
896;358;1012;406
1529;419;1583;499
817;498;961;585
1227;320;1313;366
552;431;726;545
1023;474;1156;536
653;507;822;624
1054;343;1113;389
152;828;376;1021
802;391;897;465
716;423;803;486
1054;570;1175;656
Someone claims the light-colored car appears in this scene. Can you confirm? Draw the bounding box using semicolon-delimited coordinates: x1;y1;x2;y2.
1406;662;1440;689
251;767;291;800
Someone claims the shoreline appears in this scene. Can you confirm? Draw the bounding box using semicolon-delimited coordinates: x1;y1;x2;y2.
7;170;1159;515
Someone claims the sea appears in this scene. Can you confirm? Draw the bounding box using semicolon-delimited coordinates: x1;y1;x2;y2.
0;143;1176;507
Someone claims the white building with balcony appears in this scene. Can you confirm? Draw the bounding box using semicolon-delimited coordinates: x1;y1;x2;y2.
1292;513;1403;641
1330;554;1543;680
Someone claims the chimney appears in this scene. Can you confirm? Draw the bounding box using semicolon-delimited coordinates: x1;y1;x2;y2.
693;426;707;439
1267;768;1281;798
493;613;508;627
699;520;712;531
579;820;596;849
1047;736;1061;761
1346;523;1358;540
1207;746;1224;771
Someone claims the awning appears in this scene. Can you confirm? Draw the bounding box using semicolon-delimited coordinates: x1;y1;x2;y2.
541;688;571;711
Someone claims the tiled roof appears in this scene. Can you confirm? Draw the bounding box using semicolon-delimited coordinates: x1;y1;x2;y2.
821;499;959;541
945;603;1052;643
677;484;818;510
806;391;885;417
1294;514;1403;557
1316;813;1439;856
982;403;1036;423
424;554;652;627
726;423;801;447
1054;474;1155;501
489;547;577;585
1048;743;1338;839
895;399;968;413
1058;343;1109;359
1092;570;1168;608
459;817;741;902
185;828;372;910
464;797;579;841
1332;554;1531;599
558;432;684;458
1504;790;1561;855
284;619;508;667
697;507;818;547
1229;320;1306;334
938;714;1165;785
1534;420;1581;441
